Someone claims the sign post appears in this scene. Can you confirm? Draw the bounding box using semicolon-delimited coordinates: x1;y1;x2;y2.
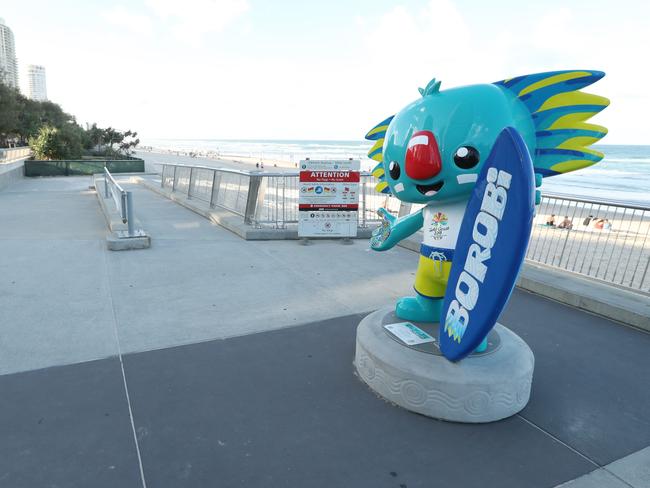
298;159;360;238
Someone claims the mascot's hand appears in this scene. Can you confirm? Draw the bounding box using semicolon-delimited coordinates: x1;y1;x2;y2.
534;173;543;205
370;208;396;251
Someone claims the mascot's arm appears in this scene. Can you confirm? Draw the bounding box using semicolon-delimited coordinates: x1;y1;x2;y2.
370;208;424;251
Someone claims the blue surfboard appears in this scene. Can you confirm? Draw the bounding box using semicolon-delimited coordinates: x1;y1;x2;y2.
439;127;535;362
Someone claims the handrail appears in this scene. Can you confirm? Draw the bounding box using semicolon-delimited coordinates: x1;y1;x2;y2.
160;163;648;208
540;192;650;212
157;160;649;293
105;165;126;193
104;167;134;236
158;161;650;209
528;193;650;293
156;162;263;177
158;161;394;229
155;162;374;178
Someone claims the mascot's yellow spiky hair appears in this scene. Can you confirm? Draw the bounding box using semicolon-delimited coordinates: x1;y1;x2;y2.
365;115;394;194
494;70;609;176
365;70;609;194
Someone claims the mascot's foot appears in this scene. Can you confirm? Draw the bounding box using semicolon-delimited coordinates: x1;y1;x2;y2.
395;295;441;322
475;337;488;353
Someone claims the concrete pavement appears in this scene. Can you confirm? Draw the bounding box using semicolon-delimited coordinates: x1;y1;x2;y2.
1;174;649;488
0;177;118;374
0;175;416;374
558;447;650;487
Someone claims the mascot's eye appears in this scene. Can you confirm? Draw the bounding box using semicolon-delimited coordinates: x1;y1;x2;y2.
453;146;480;169
388;161;401;179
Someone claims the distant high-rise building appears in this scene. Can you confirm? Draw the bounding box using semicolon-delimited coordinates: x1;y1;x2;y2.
0;18;18;89
27;64;47;101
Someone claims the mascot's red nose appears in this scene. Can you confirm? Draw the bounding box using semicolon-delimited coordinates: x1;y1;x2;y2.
405;130;442;180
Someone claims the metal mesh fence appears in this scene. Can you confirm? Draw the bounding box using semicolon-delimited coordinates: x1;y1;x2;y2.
160;163;392;228
159;163;650;293
527;194;649;293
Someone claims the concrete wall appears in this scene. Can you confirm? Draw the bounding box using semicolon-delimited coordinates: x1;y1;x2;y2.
0;147;30;162
0;147;31;191
25;159;144;176
0;159;26;191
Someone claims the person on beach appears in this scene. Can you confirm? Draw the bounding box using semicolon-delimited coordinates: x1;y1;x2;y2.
594;218;605;229
603;219;612;230
558;216;573;229
546;214;556;226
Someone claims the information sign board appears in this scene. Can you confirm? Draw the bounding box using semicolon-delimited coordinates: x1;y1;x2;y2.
298;159;360;237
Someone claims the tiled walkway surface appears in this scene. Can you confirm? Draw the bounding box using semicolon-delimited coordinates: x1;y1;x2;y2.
1;176;649;487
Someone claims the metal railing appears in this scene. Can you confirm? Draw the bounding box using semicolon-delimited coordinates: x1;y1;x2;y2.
104;167;135;236
400;194;650;294
158;162;649;293
527;193;650;293
159;163;400;228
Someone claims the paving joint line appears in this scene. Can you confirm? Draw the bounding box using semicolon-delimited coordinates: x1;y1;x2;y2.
516;415;639;488
101;245;148;488
516;414;600;468
600;467;637;488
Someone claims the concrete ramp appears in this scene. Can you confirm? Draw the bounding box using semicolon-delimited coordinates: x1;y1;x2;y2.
0;175;416;374
0;176;117;374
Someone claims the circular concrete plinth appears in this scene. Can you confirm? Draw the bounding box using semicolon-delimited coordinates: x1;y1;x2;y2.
354;308;534;423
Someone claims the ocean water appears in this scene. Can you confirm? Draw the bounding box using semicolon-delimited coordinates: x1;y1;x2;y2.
143;138;371;166
542;145;650;205
143;139;650;206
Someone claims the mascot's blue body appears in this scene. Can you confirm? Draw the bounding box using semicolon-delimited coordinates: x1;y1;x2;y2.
367;70;609;360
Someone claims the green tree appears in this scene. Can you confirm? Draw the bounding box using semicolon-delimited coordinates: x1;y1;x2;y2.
93;126;140;156
118;130;140;156
84;123;105;150
0;81;20;144
29;125;83;160
1;78;139;157
39;100;72;128
16;96;43;144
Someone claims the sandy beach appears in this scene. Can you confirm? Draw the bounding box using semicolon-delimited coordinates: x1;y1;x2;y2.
138;147;301;172
528;196;650;292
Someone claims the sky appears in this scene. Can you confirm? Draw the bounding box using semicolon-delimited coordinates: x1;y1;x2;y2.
3;0;649;143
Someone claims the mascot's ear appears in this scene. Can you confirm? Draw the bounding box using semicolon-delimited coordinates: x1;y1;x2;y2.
365;115;394;195
494;70;609;177
365;115;393;163
372;161;391;194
